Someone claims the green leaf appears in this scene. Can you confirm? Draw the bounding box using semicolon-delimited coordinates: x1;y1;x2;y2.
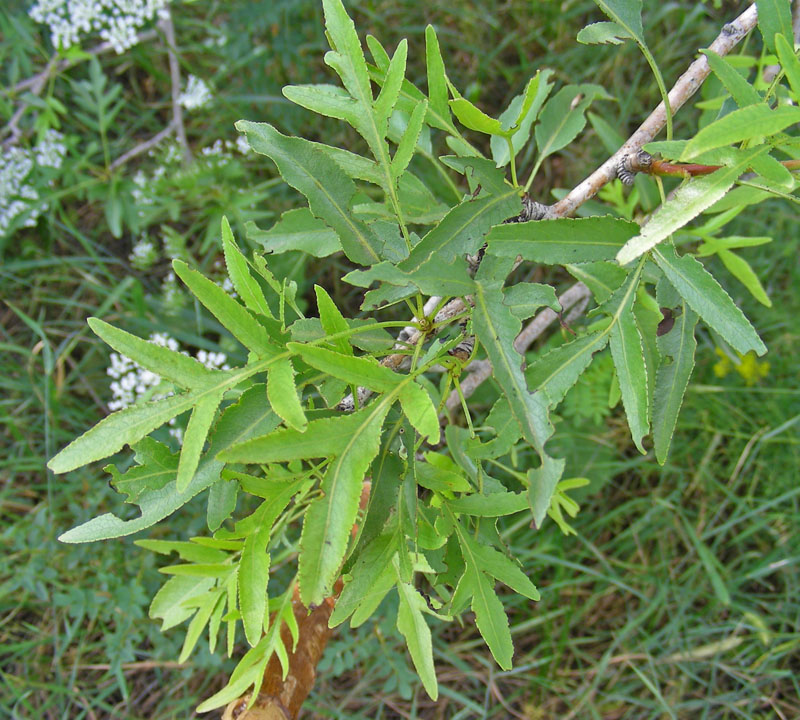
446;491;528;517
59;384;280;542
331;529;398;626
591;0;644;43
577;21;633;45
397;188;521;271
535;84;610;163
160;562;235;578
366;34;390;70
491;70;555;167
466;398;521;460
221;217;273;318
289;316;393;353
88;318;216;389
173;261;275;357
416;457;472;493
634;288;661;417
207;478;238;532
239;530;270;647
717;248;772;307
653;304;698;464
473;256;552;453
451;523;516;669
775;33;800;101
526;331;610;405
267;357;307;431
399;381;440;444
749;153;794;188
450;97;504;135
224;476;308;544
317;142;384;185
469;566;513;669
314;285;352;356
488;216;639;264
396;580;439;699
527;455;567;528
756;0;793;52
396;172;449;224
681;105;800;161
616;147;768;264
150;575;215;631
609;301;649;454
566;261;627;302
108;438;176;503
392;99;427;180
177;391;224;492
283;83;358;125
50;391;196;475
221;405;384;464
700;50;761;108
653;244;766;356
179;589;222;662
322;0;372;104
245;210;341;258
350;562;395;627
343;257;475;298
440;155;510;195
466;538;540;601
424;25;450;128
298;402;391;604
503;282;560;319
288;343;401;393
235;121;381;265
373;39;408;123
135;539;227;563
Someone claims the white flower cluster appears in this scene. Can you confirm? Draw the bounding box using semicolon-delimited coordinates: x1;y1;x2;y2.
179;75;212;111
29;0;170;54
0;130;67;237
34;129;68;167
106;331;230;444
129;235;158;269
106;331;178;411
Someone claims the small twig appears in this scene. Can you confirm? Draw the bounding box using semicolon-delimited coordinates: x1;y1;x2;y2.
549;3;759;219
76;661;185;671
159;11;191;164
619;151;800;183
1;56;58;147
109;119;176;170
5;29;158;97
794;0;800;41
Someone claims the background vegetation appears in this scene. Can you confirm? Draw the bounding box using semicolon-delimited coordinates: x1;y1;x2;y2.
1;0;798;717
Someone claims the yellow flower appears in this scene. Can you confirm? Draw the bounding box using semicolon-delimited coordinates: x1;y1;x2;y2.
735;351;770;386
712;348;769;385
713;347;732;378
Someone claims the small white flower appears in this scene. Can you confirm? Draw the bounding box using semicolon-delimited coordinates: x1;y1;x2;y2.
235;134;251;155
196;348;230;371
179;75;212;111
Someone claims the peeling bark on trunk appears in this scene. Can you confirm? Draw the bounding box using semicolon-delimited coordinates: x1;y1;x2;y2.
222;584;340;720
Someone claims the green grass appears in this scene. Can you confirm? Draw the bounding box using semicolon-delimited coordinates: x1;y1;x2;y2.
1;1;798;718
